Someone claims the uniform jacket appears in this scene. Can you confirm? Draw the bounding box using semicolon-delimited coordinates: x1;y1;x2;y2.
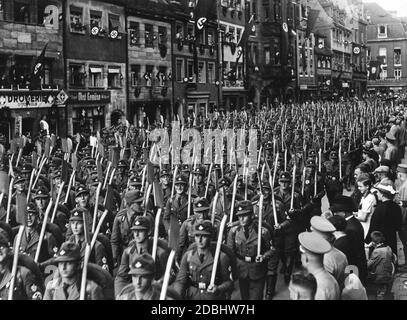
313;268;340;300
117;284;160;300
111;209;135;262
164;194;190;230
324;247;348;288
0;266;43;300
66;235;108;269
17;228;58;263
43;276;103;300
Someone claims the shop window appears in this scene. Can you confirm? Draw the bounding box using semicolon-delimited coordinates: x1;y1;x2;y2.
70;6;84;33
176;59;184;82
129;21;140;46
198;62;206;84
145;24;154;48
108;67;121;88
130;64;140;86
89;65;103;88
208;62;215;83
14;1;30;23
69;63;85;87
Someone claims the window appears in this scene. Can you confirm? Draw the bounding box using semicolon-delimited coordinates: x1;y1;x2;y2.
89;66;103;88
176;59;184;82
380;66;387;80
394;49;402;66
108;14;120;38
229;27;235;42
157;66;167;86
237;63;243;81
145;24;154;48
0;55;8;87
14;55;31;86
198;62;206;83
129;21;140;46
187;60;195;81
273;0;281;20
236;28;242;44
378;25;387;38
90;10;102;30
42;60;52;86
108;67;121;88
187;23;194;40
208;62;215;83
158;26;167;45
207;30;214;45
176;23;184;38
130;64;140;86
263;0;270;19
145;65;154;87
220;24;227;42
379;47;387;65
274;45;280;64
264;46;271;65
70;6;84;33
395;68;402;80
69;64;85;87
14;2;30;23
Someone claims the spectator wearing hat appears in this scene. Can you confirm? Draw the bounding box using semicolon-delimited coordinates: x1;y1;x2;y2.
373;165;390;183
323;150;344;205
66;208;109;270
164;175;190;232
115;215;168;296
17;203;58;264
310;216;348;288
298;232;340;300
0;233;44;300
273;171;303;284
227;200;273;300
396;164;407;270
44;242;104;300
330;195;367;283
111;190;145;267
366;181;403;259
117;253;161;300
384;131;399;171
355;173;377;239
288;270;317;300
175;220;233;300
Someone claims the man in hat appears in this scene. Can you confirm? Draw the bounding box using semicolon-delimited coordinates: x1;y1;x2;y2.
174;220;233;300
227;200;273;300
163;175;190;232
17;203;58;263
374;165;391;183
66;207;109;270
44;242;104;300
310;216;348;288
372;137;386;160
191;166;207;198
367;181;403;259
111;190;145;267
395;163;407;270
330;195;367;283
273;171;303;283
0;233;44;300
159;169;172;204
323;150;343;204
384;131;399;170
116;253;161;300
115;215;168;295
210;177;237;220
298;232;340;300
112;160;129;193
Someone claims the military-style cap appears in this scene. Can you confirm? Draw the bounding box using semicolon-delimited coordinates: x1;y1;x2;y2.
86;159;96;168
305;158;316;168
193;220;213;236
174;176;187;185
236;200;253;216
310;216;336;234
218;177;231;188
51;170;62;179
265;141;273;150
118;160;128;168
160;169;171;177
298;232;332;255
21;164;33;173
261;181;271;190
129;253;156;276
91;176;102;186
194;198;210;212
193;166;205;176
14;175;26;184
131;216;151;231
125;190;144;204
33;186;49;199
329;150;338;159
330;195;355;213
26;203;39;215
397;164;407;174
54;242;81;263
129;176;142;186
181;164;190;172
279;171;291;182
372;181;398;196
75;185;89;198
69;208;86;221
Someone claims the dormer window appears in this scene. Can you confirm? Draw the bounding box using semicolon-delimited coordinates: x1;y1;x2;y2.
378;25;387;38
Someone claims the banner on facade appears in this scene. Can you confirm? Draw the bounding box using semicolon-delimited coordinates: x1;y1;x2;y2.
69;90;111;104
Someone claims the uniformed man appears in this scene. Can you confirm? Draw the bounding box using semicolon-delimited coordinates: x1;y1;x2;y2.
159;169;172;204
174;220;233;300
395;163;407;271
111;190;144;267
384;132;399;171
226;200;273;300
298;232;340;300
323;150;343;204
116;253;161;300
44;242;104;300
163;176;190;232
191;166;207;198
310;216;348;289
114;215;168;295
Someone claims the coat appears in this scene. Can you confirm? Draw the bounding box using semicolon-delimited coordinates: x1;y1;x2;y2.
0;266;43;300
367;244;393;284
163;194;190;231
110;209;135;262
345;216;368;281
16;229;58;263
43;276;103;300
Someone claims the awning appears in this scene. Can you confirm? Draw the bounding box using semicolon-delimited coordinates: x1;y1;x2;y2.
108;68;120;74
90;67;102;73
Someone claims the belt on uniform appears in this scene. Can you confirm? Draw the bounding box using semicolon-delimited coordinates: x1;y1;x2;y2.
236;253;257;263
190;281;208;289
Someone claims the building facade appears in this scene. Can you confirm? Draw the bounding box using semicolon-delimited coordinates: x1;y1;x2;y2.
0;0;65;141
64;0;127;135
366;2;407;94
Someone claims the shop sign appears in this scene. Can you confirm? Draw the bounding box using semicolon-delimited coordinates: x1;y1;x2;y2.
0;91;59;109
69;90;111;104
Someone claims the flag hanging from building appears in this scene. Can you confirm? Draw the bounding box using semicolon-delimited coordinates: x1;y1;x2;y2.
280;0;289;69
29;43;48;91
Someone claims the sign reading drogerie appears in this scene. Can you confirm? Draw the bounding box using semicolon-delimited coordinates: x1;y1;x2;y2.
69;90;111;104
0;92;58;109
